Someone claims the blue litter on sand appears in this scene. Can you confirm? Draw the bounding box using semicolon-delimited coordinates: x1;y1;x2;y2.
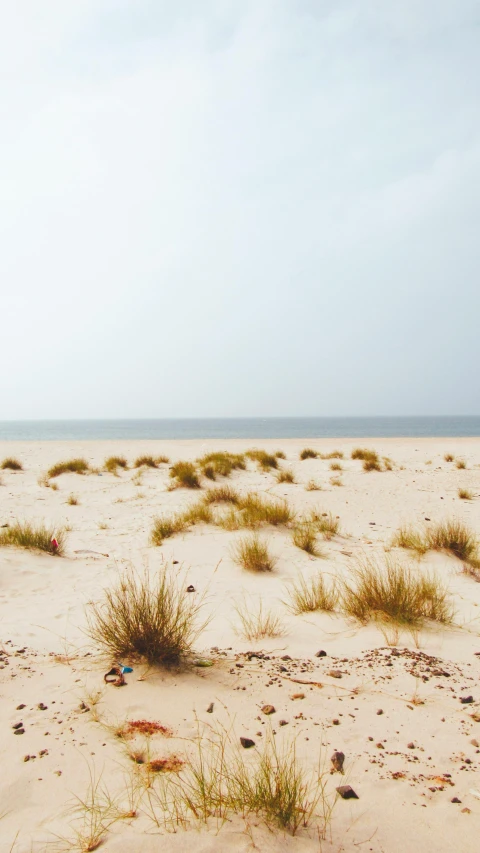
120;665;133;674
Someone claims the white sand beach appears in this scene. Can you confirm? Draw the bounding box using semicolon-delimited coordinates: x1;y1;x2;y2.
1;438;480;852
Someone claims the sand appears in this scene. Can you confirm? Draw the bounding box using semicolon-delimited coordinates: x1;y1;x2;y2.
0;437;479;852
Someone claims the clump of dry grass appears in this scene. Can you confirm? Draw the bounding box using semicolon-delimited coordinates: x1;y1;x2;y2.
134;455;158;468
291;523;323;556
456;459;467;469
285;572;337;613
276;468;295;484
169;461;201;489
202;485;241;505
330;477;343;486
0;522;66;555
104;456;128;474
274;450;286;459
1;457;22;470
363;458;382;472
233;598;285;639
156;455;170;464
246;449;278;471
150;499;213;546
305;479;321;491
319;451;344;460
304;509;339;539
341;556;454;626
181;502;214;527
219;492;293;530
458;488;473;500
351;448;378;462
444;453;455;462
86;565;209;666
300;448;318;460
329;462;342;471
48;458;90;478
197;451;246;479
232;533;277;572
392;518;479;565
67;493;79;506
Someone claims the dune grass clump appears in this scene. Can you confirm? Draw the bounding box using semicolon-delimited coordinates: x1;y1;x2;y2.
202;485;241;505
156;455;170;464
300;448;318;460
181;502;214;527
329;462;342;471
134;455;158;468
341;556;454;626
104;456;128;474
220;492;293;530
458;488;473;500
363;458;382;472
151;515;186;546
456;459;467;469
0;522;66;555
351;447;378;462
322;450;344;459
292;523;322;556
391;524;427;555
246;449;278;471
425;519;478;564
169;461;201;489
197;451;246;480
86;566;208;666
48;458;89;478
286;572;337;613
1;457;22;471
276;468;295;484
232;533;277;572
305;479;321;491
330;477;343;486
303;509;339;539
444;453;455;462
67;493;79;506
274;450;286;459
233;598;285;640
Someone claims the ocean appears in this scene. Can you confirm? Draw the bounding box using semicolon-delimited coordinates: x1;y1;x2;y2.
0;417;479;441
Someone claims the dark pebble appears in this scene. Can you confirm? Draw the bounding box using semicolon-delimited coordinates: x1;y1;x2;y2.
336;785;358;800
240;737;255;749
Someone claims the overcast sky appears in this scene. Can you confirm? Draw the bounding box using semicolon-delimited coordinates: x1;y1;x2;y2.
1;1;479;419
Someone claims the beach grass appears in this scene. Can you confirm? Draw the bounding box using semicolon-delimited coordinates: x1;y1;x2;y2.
1;457;23;470
276;468;295;484
104;456;128;474
232;533;277;572
300;448;318;460
233;598;285;640
285;572;337;613
48;458;89;478
169;461;201;489
0;521;66;555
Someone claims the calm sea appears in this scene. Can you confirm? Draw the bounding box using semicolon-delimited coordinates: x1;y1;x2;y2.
0;417;479;441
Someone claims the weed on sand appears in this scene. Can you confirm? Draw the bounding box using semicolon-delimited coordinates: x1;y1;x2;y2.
0;521;66;555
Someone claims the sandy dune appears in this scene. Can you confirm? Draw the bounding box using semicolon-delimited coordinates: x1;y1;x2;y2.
1;438;480;852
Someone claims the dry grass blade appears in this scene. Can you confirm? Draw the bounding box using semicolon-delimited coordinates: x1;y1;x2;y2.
285;572;337;613
232;533;277;572
48;458;89;478
86;565;209;665
0;521;66;555
233;598;285;640
1;457;22;470
341;555;454;626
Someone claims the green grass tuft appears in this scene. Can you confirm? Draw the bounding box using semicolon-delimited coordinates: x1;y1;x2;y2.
291;523;323;556
1;457;23;470
304;509;339;539
197;452;246;479
0;522;66;555
86;566;208;665
48;458;89;478
246;449;278;471
393;518;478;565
232;533;277;572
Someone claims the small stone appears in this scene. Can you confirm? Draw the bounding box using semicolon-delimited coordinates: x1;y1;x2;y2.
38;703;48;711
376;743;384;749
407;742;415;749
315;650;327;657
12;722;23;730
460;696;474;704
451;797;461;803
23;755;30;762
462;807;471;814
333;719;340;725
14;728;25;735
291;693;305;700
206;702;214;713
331;751;345;772
16;704;26;710
186;585;196;593
376;709;383;715
240;737;255;749
336;785;358;800
329;670;342;679
470;739;479;747
279;719;288;726
281;655;292;661
262;705;275;715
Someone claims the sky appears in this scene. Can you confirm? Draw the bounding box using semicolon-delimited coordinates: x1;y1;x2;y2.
1;0;479;419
